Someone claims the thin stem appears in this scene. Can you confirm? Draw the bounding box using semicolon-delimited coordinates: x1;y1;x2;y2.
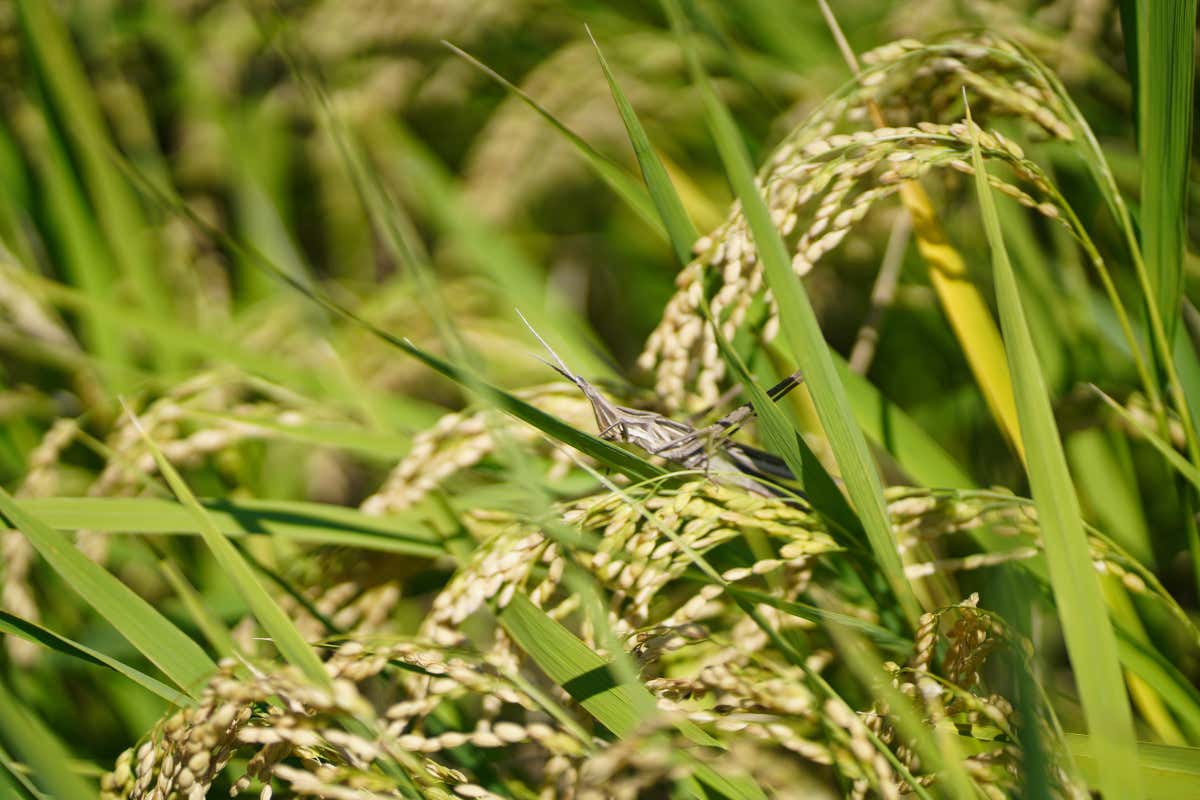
850;210;911;374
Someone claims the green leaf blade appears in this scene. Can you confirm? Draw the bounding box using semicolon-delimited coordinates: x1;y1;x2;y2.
966;107;1143;800
0;610;188;706
1134;0;1197;341
498;594;766;800
0;487;216;698
444;42;666;238
18;495;446;558
588;28;698;264
127;407;332;690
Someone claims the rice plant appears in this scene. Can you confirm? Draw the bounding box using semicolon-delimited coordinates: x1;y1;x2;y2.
0;1;1198;798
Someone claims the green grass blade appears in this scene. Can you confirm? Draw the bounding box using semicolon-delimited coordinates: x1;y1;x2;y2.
1127;2;1200;614
231;539;340;635
497;593;659;738
587;27;698;263
1066;734;1200;799
0;678;96;800
1067;429;1154;567
381;120;608;376
14;104;125;381
30;275;330;397
0;743;43;800
0;486;215;697
279;44;472;374
966;105;1142;800
0;610;188;706
17;495;445;557
1115;626;1200;741
126;404;332;689
1134;0;1197;341
29;268;443;430
663;0;920;627
443;42;666;238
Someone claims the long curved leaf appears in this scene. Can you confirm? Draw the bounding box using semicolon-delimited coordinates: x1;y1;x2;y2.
444;42;665;238
16;496;445;558
967;103;1142;800
128;406;332;689
588;28;698;263
498;593;766;800
0;610;187;706
0;486;215;698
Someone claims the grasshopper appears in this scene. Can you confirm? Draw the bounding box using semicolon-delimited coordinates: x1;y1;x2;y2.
518;312;804;497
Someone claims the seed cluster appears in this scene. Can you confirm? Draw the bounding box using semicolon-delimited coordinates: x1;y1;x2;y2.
362;383;593;514
638;34;1078;412
97;474;1112;797
886;486;1188;632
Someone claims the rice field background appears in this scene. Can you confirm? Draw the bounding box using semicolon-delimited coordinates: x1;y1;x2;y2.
0;1;1198;798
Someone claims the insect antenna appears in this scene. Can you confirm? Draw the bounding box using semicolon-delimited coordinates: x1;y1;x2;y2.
515;309;625;437
515;309;585;385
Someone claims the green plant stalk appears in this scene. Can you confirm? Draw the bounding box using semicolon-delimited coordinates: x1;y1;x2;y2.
588;27;699;264
0;609;189;706
0;742;42;800
1092;386;1200;493
1066;430;1154;567
157;557;238;658
14;101;126;387
379;119;608;376
443;42;667;240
